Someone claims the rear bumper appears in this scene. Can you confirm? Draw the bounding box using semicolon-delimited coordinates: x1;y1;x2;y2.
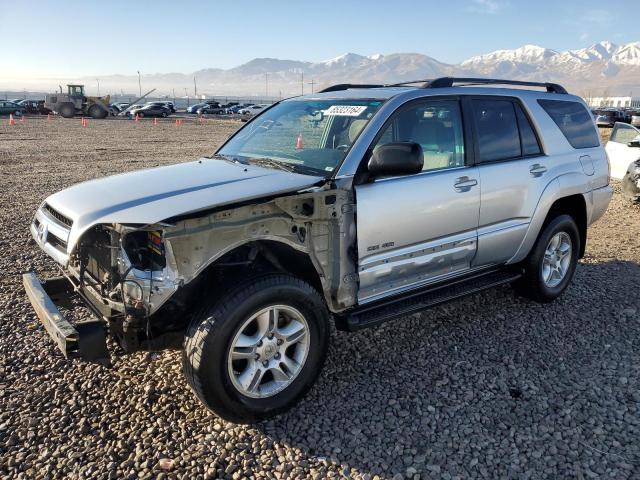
22;273;110;365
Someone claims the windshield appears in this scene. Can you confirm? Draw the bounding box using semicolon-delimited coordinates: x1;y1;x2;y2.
217;98;385;176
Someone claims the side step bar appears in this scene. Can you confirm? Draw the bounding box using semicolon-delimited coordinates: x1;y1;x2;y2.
336;267;522;331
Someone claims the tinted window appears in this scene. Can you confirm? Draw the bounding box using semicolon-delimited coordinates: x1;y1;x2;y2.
373;100;465;172
538;100;600;149
515;103;542;156
610;123;640;144
473;99;521;162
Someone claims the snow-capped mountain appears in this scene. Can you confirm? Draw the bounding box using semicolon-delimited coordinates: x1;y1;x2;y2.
48;40;640;97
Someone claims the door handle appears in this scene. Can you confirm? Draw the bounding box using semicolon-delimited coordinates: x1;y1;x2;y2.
529;164;547;177
454;176;478;192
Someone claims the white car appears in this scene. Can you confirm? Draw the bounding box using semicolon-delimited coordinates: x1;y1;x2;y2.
605;122;640;200
239;104;268;115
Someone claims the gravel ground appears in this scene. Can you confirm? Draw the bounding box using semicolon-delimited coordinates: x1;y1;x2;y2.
1;118;639;480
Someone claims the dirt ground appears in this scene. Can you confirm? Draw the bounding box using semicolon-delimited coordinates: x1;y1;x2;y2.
1;118;639;479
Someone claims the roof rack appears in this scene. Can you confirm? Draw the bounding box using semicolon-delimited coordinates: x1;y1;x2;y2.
318;83;385;93
318;77;568;94
424;77;568;94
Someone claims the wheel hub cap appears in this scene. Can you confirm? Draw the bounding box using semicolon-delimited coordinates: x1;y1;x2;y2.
227;305;310;399
542;232;572;288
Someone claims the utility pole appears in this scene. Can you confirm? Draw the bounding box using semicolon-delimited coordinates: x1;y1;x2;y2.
307;79;315;94
172;88;176;105
300;72;304;96
184;87;189;107
96;78;100;96
194;76;198;99
137;71;142;97
265;73;269;99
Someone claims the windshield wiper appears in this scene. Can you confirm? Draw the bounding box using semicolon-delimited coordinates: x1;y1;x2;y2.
248;157;295;173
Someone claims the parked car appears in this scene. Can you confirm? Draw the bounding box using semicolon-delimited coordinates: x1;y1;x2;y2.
109;104;122;116
146;101;176;113
197;104;226;115
239;104;268;115
605;122;640;201
0;100;25;116
129;104;171;118
594;109;628;127
24;77;612;423
187;101;220;114
17;100;52;115
116;103;130;110
630;111;640;127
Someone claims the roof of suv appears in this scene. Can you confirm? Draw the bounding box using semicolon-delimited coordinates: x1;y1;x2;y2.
297;77;575;102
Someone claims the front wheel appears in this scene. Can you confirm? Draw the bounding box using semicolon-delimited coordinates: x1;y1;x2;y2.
162;112;168;118
182;274;329;423
513;214;580;303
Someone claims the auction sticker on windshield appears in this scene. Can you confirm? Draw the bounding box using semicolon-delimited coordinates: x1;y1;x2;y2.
324;105;368;116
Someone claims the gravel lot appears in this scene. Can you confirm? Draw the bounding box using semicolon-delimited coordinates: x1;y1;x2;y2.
1;118;639;479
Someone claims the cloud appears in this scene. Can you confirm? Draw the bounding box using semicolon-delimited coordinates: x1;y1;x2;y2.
466;0;509;14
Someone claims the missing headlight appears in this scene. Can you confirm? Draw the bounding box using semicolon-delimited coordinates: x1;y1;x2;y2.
123;231;167;271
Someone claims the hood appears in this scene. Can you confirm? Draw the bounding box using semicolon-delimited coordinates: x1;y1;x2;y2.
45;158;323;251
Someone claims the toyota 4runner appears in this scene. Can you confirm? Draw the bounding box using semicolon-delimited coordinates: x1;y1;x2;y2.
24;77;613;422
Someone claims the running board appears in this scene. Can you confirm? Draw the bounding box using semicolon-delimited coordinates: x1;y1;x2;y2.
336;267;522;331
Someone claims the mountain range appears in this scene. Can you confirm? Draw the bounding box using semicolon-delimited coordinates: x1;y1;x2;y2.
8;41;640;98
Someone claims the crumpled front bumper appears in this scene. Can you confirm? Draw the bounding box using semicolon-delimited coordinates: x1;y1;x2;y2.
22;273;110;366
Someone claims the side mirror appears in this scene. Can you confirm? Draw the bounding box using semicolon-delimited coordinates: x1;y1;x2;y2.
627;140;640;148
368;142;424;177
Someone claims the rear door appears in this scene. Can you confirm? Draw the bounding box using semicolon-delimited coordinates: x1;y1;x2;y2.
469;96;547;266
355;98;481;303
606;122;640;180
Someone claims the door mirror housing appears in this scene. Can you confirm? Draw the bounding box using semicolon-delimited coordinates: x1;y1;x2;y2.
368;142;424;177
627;140;640;148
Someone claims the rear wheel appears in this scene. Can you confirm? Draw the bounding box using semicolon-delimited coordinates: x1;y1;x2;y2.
58;103;75;118
182;274;330;423
513;214;580;302
162;112;168;118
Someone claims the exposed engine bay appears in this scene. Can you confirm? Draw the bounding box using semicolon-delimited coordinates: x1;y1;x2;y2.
622;159;640;202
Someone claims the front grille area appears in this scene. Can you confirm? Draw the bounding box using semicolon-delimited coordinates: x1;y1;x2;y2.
47;234;67;253
43;203;73;228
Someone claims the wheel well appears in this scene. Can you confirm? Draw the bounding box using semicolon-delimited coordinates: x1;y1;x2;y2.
544;194;587;257
194;240;324;298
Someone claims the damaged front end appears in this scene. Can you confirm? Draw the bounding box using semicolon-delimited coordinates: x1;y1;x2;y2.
622;159;640;202
24;185;359;364
26;203;187;363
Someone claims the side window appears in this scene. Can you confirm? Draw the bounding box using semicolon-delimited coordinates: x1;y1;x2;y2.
472;99;521;162
515;103;542;156
610;123;640;144
537;99;600;149
373;100;465;172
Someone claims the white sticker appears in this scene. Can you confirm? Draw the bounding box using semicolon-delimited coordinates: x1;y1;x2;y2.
324;105;367;117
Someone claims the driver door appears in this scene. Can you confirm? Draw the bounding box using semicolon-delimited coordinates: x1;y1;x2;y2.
355;98;480;303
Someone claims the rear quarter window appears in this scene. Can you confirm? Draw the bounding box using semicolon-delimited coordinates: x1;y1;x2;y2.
538;99;600;149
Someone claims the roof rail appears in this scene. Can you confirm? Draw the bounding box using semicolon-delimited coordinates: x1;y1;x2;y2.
424;77;568;94
318;83;385;93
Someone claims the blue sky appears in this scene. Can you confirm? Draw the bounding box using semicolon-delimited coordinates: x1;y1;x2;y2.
1;0;637;77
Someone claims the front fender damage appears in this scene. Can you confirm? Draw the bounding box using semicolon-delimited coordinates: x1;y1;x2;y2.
163;188;358;312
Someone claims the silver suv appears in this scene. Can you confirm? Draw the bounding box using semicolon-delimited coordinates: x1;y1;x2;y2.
24;77;613;422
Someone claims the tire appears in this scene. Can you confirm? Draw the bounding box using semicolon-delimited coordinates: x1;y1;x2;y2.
58;103;75;118
513;214;580;303
162;112;168;118
182;274;330;423
88;104;107;119
138;112;144;118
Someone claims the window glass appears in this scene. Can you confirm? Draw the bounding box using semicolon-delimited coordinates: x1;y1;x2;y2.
610;123;640;144
472;99;521;162
515;103;542;156
538;100;600;149
373;100;465;171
